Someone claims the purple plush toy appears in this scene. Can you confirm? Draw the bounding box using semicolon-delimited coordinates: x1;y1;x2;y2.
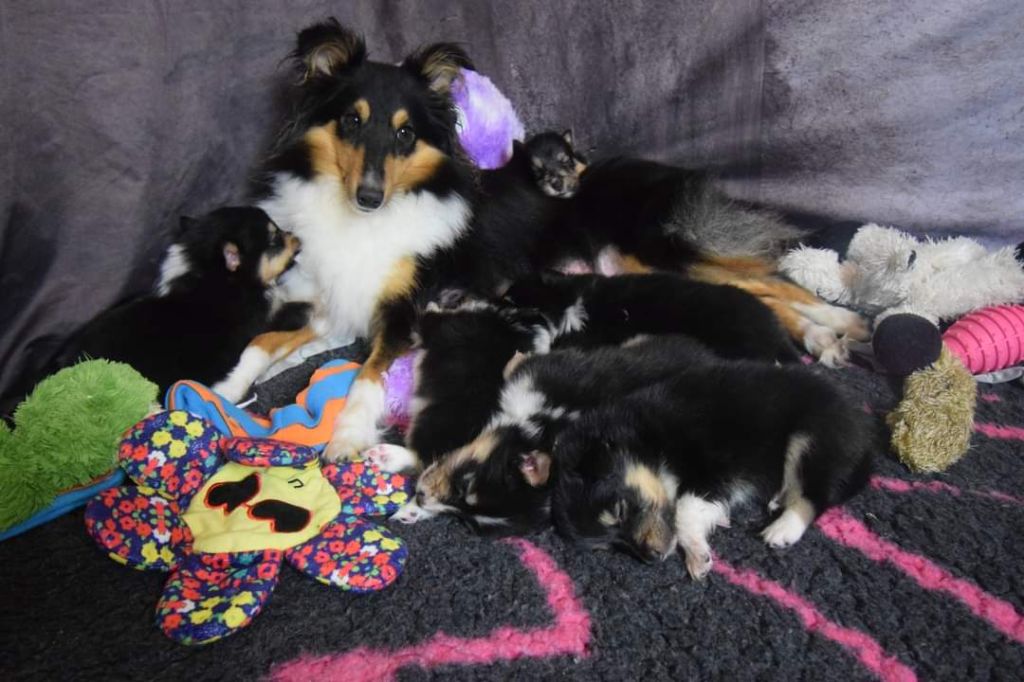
452;69;525;169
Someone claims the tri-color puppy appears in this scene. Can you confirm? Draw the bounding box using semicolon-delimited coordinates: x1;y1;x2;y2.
523;130;588;199
551;363;874;578
403;335;717;531
53;207;303;396
502;271;801;363
402;300;553;469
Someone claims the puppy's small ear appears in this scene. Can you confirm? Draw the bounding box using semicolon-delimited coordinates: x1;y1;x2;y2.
403;42;473;95
223;242;241;272
502;350;529;380
294;18;366;80
561;129;574;146
519;451;552;487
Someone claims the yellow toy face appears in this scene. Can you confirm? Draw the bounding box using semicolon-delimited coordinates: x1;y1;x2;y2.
183;462;341;554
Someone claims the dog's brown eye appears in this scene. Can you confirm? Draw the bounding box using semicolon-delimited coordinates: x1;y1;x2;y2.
341;113;361;131
396;126;416;147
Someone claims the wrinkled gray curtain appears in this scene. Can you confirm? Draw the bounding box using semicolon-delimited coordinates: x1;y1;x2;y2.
2;0;1022;400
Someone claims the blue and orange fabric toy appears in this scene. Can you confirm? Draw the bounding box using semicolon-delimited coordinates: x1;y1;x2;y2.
84;410;412;645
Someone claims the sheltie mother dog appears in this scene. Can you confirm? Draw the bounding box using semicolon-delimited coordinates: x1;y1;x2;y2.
249;18;864;461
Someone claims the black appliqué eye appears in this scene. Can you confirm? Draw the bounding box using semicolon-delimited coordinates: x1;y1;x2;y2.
396;126;416;149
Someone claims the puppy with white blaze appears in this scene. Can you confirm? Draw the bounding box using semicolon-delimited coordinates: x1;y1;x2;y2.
551;362;874;579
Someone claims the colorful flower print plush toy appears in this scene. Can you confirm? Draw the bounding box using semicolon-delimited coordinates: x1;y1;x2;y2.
84;410;412;645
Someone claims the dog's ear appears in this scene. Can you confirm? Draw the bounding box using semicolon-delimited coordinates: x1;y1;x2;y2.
403;42;473;96
294;18;366;81
223;242;241;272
518;451;552;487
561;129;574;146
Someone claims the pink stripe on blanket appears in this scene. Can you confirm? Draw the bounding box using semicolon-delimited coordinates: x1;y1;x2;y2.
271;539;590;681
974;422;1024;440
871;475;1024;505
817;508;1024;644
714;559;917;681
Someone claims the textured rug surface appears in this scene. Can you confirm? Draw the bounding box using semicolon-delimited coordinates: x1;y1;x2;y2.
2;349;1023;681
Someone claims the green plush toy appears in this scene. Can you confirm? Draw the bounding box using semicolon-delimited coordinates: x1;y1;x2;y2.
0;359;157;539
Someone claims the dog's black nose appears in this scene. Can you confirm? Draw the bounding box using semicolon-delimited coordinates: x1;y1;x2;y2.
356;186;384;210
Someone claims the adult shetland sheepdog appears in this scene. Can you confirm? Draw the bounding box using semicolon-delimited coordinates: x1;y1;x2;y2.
255;20;484;460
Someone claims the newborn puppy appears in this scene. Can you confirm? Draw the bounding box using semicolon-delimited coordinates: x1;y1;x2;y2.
503;271;801;363
551;362;874;578
406;335;717;532
524;130;588;199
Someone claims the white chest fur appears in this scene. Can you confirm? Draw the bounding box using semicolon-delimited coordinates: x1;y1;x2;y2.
260;174;471;339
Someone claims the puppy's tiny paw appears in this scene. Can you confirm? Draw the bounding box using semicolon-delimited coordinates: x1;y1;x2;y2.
685;550;713;581
817;338;850;368
361;444;418;473
761;511;809;548
391;502;435;524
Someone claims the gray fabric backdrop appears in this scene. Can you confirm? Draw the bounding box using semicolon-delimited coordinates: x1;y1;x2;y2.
2;0;1022;400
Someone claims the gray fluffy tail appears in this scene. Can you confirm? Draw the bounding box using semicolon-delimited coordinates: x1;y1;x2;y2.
668;185;807;260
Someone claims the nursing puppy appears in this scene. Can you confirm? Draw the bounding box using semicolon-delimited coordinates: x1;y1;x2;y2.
407;335;717;532
365;299;553;476
551;364;874;578
503;271;801;363
53;207;303;396
523;130;587;199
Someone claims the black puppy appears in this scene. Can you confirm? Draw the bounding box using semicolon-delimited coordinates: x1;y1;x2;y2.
551;362;874;578
503;271;801;363
523;130;588;199
362;299;554;477
407;335;717;532
53;207;303;395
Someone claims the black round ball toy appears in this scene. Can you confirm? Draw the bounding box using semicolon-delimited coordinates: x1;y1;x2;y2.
872;314;943;376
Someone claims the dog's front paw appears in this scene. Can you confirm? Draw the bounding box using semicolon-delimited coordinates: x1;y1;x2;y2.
323;378;385;462
361;444;419;473
684;548;714;581
391;502;436;524
761;510;810;548
211;377;250;404
324;420;380;462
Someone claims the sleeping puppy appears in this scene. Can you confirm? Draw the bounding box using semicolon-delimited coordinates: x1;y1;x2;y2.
551;363;874;578
52;207;304;396
502;271;801;363
364;299;554;475
402;335;717;531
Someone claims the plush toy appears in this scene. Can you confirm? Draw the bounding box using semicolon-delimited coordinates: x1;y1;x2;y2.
166;355;418;442
0;360;157;540
779;223;1024;325
85;410;411;645
873;315;977;473
452;68;525;170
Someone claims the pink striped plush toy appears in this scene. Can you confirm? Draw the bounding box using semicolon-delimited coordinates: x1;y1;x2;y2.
944;305;1024;375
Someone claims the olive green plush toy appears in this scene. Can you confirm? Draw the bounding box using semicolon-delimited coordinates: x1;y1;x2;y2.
0;360;157;541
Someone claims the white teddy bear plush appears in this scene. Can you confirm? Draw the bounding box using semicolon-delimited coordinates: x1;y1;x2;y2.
779;223;1024;326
